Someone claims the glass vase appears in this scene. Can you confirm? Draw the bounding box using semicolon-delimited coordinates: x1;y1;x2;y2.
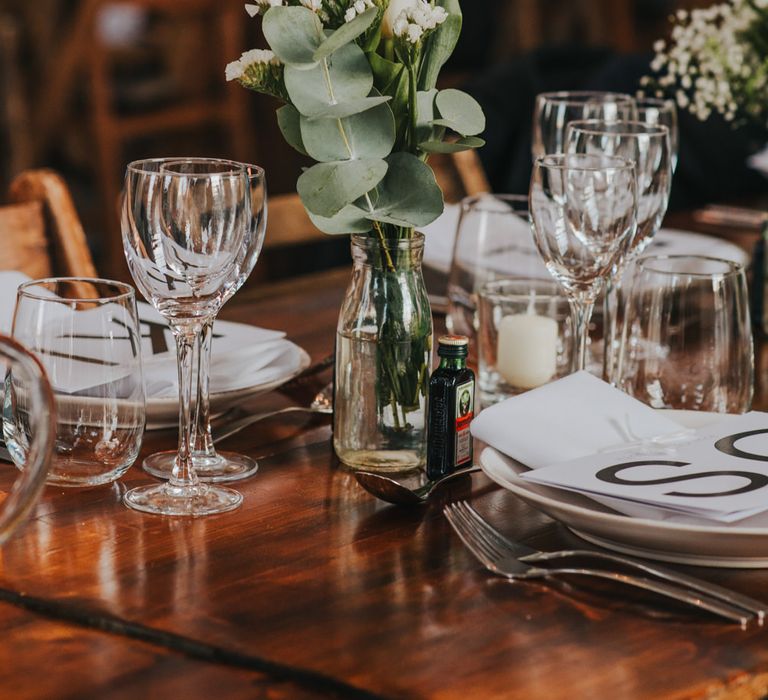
334;232;433;473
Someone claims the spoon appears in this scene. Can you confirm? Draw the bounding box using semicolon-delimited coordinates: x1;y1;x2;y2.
355;465;481;505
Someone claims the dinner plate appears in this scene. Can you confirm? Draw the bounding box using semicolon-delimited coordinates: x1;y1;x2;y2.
146;344;311;429
479;410;768;568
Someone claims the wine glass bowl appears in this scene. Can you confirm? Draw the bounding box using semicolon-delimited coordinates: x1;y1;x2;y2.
532;91;637;158
565;120;672;257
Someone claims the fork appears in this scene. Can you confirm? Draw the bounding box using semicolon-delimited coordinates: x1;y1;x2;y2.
444;504;753;626
450;500;767;623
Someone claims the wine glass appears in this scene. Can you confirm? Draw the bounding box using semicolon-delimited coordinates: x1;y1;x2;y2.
0;334;57;542
532;91;637;157
446;194;549;347
636;96;679;172
617;255;753;413
565;120;672;379
121;157;252;516
141;160;267;483
529;153;637;371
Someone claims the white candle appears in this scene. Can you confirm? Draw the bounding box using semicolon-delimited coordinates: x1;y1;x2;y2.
496;313;558;389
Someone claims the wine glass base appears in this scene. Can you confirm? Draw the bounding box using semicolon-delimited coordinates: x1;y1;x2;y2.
143;450;258;483
123;482;243;516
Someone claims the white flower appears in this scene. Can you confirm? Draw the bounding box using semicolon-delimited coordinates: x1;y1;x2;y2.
392;0;448;44
381;0;420;38
343;0;374;23
301;0;323;10
225;49;279;82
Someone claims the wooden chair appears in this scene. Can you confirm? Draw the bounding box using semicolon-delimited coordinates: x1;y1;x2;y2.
1;170;98;280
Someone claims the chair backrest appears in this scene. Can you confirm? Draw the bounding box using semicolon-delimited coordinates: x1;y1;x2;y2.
3;169;98;280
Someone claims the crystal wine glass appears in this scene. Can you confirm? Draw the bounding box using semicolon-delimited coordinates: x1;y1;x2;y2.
121;157;252;516
636;96;679;172
565;120;672;380
532;91;637;158
141;160;267;483
529;153;637;371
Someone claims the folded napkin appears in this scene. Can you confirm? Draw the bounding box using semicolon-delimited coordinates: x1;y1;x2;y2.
470;371;683;469
0;271;295;399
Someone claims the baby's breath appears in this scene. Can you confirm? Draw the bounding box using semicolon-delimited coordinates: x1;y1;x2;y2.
645;0;768;126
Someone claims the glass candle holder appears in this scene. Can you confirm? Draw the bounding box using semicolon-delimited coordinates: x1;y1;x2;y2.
478;279;573;407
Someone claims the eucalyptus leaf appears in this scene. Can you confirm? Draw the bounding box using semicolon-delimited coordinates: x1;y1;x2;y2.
298;158;388;217
307;203;372;234
369;52;409;141
431;89;485;136
419;136;485;153
306;95;390;119
284;42;373;116
415;89;438;144
276;104;308;156
301;98;395;162
263;6;323;68
418;0;462;91
313;7;377;61
361;152;443;228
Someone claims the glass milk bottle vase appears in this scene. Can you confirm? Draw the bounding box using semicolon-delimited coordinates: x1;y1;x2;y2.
334;233;433;473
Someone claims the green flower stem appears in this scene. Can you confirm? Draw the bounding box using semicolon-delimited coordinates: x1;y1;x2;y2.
407;63;419;152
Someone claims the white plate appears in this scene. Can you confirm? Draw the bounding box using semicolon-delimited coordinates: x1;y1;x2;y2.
479;410;768;568
146;345;310;429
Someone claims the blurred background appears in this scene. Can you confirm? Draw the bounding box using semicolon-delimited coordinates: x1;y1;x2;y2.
1;0;765;282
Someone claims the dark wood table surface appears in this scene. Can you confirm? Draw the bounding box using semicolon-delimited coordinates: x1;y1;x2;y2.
3;218;768;700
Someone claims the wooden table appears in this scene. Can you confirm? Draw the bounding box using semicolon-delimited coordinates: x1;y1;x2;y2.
4;248;768;699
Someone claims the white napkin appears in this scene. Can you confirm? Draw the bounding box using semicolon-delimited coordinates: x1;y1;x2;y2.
470;371;683;468
0;271;296;399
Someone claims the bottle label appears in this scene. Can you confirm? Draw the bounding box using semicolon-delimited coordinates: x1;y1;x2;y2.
454;379;474;466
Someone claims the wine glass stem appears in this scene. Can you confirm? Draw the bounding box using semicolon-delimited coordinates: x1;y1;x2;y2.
602;278;619;384
192;318;216;458
569;298;595;372
170;325;201;488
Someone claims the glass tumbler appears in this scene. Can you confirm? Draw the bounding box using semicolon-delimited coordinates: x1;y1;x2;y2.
617;255;753;413
478;279;573;406
9;278;145;486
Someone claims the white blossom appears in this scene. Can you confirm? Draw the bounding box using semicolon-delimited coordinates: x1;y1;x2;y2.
226;49;279;82
645;0;768;125
381;0;420;38
392;0;448;45
343;0;374;23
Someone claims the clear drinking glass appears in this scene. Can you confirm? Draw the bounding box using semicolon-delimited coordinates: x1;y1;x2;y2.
529;154;637;371
122;158;251;516
8;278;145;486
565;120;672;379
446;194;549;347
636;96;679;172
617;255;753;413
532;91;637;157
477;278;573;406
0;335;56;542
141;160;267;483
